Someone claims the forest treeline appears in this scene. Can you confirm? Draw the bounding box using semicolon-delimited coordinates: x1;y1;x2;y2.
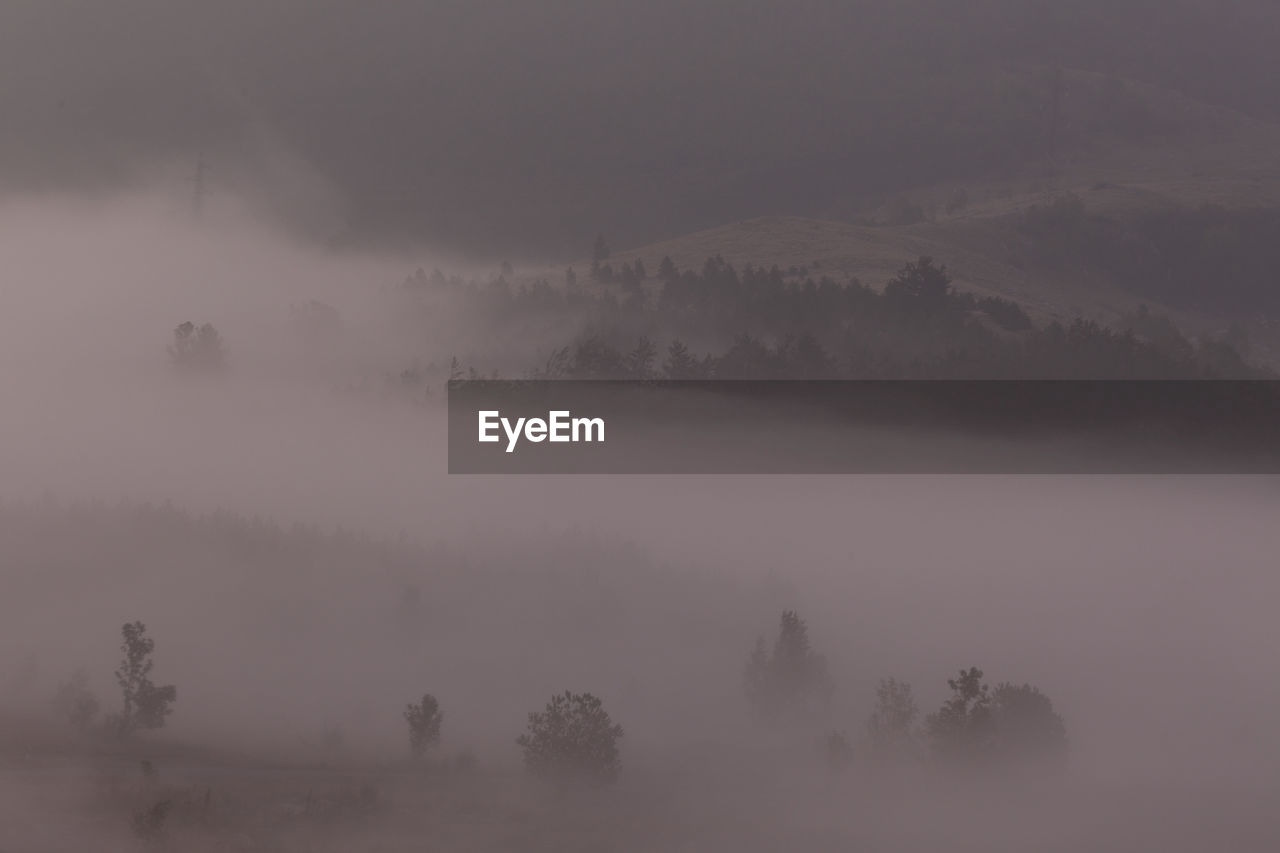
396;252;1264;385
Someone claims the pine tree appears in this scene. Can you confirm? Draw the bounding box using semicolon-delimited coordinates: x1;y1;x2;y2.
883;256;953;310
663;340;700;379
404;693;444;760
743;610;832;724
625;337;657;378
517;691;623;786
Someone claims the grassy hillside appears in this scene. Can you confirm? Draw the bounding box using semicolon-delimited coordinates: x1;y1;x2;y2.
564;70;1280;359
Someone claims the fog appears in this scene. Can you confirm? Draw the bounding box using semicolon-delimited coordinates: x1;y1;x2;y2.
0;191;1278;850
4;1;1280;848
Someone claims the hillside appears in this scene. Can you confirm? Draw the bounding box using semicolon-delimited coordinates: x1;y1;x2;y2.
9;1;1280;254
575;70;1280;356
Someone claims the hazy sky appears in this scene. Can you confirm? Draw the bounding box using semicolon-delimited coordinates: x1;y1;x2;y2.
3;0;1278;255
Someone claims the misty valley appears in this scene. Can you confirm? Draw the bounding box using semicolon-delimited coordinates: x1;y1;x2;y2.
2;213;1277;851
4;1;1280;850
5;490;1278;853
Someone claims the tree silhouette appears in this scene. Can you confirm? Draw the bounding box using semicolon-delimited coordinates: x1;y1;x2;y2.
926;669;1069;769
867;677;919;759
168;321;226;371
566;336;625;379
883;256;953;311
404;693;443;760
517;691;623;786
925;667;993;764
989;682;1067;765
662;340;701;379
113;622;177;737
624;337;657;378
743;610;833;724
658;256;678;281
665;338;706;379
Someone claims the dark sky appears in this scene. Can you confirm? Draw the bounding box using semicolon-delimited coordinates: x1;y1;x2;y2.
2;0;1277;256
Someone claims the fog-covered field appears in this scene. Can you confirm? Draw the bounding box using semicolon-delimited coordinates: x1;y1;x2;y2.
0;194;1277;851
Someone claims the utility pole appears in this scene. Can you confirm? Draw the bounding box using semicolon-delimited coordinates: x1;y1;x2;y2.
188;153;207;219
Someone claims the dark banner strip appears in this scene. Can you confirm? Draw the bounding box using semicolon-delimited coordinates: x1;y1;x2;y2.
447;380;1280;474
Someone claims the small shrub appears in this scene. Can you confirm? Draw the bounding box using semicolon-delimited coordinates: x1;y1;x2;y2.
168;321;226;371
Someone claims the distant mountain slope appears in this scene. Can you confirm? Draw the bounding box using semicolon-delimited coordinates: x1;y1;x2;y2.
584;71;1280;344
